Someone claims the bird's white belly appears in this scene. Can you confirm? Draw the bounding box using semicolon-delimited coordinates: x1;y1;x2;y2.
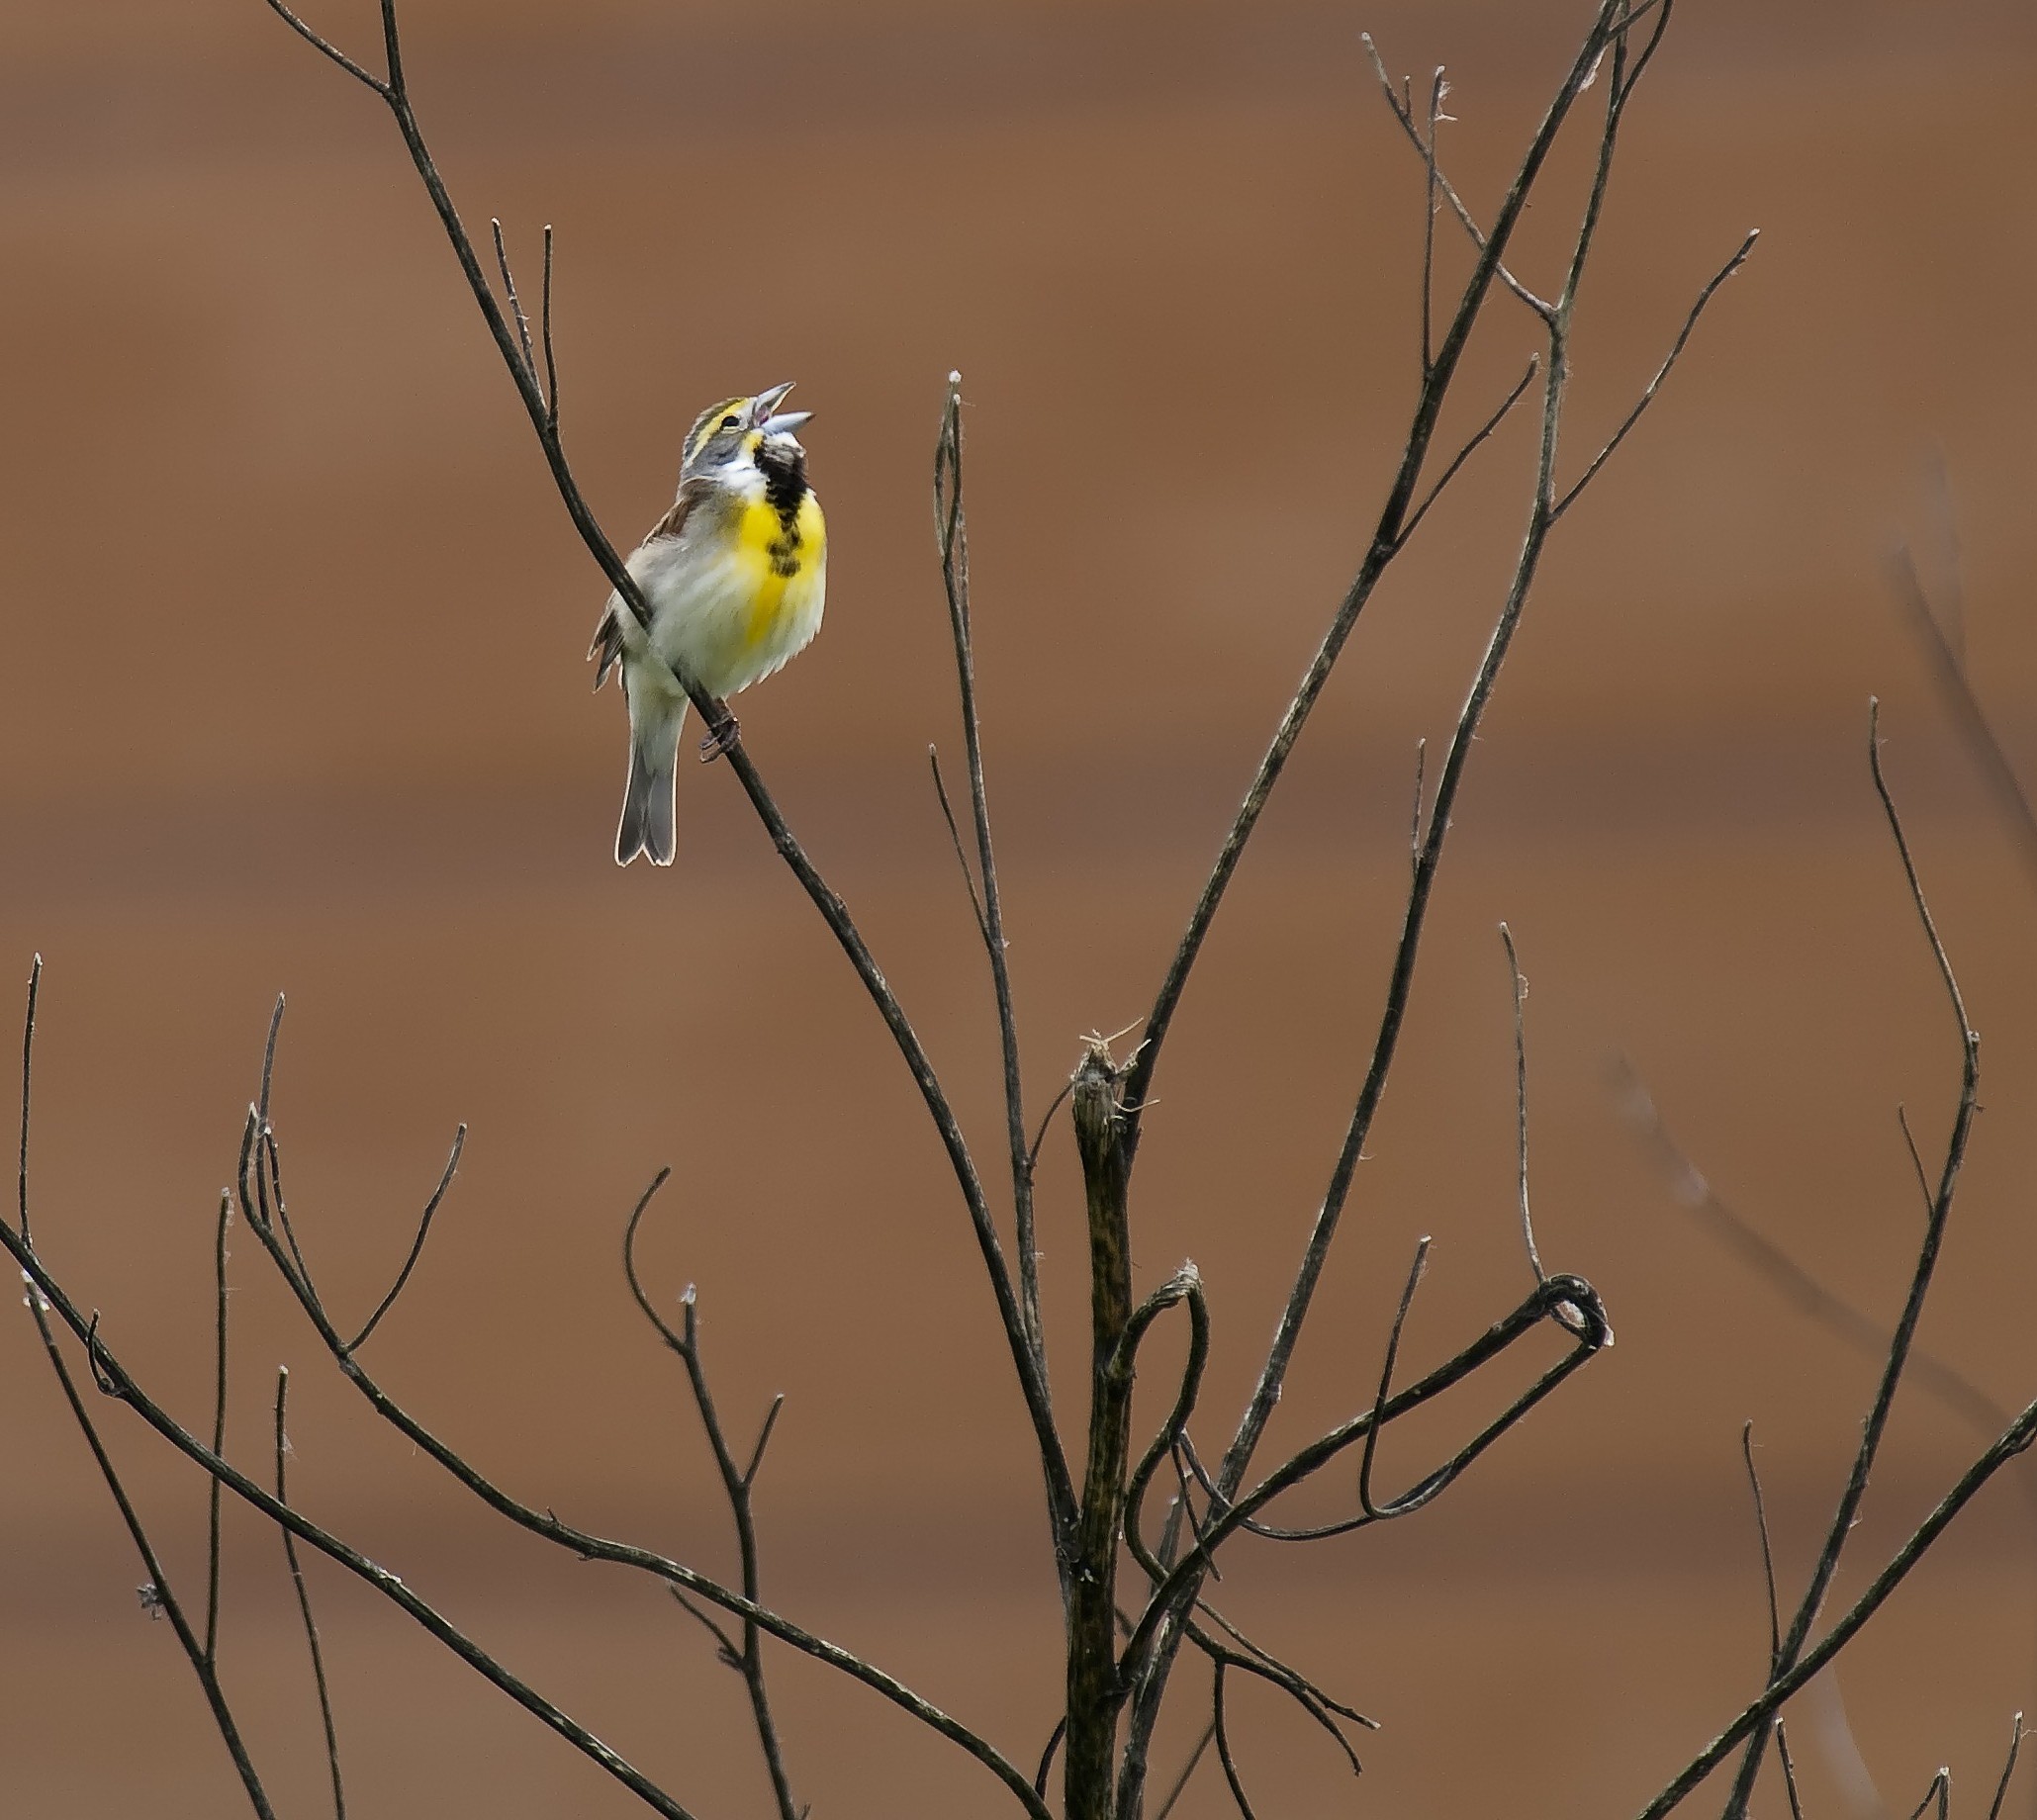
629;536;826;700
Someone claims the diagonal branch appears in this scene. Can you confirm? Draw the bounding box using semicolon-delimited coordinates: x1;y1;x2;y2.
255;0;1074;1559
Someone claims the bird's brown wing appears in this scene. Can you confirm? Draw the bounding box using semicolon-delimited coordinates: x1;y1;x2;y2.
589;477;710;687
644;474;710;544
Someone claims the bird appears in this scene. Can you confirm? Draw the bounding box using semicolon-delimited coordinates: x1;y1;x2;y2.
590;382;826;865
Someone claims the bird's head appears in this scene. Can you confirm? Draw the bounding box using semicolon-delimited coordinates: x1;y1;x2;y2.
681;382;812;479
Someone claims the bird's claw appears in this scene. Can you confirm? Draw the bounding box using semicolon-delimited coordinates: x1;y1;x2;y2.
697;714;740;763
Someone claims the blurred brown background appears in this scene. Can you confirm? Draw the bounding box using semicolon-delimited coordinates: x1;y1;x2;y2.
5;0;2037;1813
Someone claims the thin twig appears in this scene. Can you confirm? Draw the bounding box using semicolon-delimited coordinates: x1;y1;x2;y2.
1397;357;1540;548
1212;1665;1258;1820
928;747;989;943
1703;701;1982;1819
1033;1718;1066;1799
259;0;391;93
1990;1713;2026;1820
670;1587;743;1668
1357;1238;1433;1518
539;225;558;429
1639;1385;2037;1817
23;1291;278;1819
18;954;37;1251
345;1124;466;1353
489;218;535;381
1182;1622;1363;1776
1363;34;1556;321
1775;1721;1806;1820
1499;924;1543;1284
206;1190;231;1666
1024;1076;1077;1183
1552;229;1759;516
624;1172;798;1820
1191;1600;1376;1729
1419;67;1444;376
275;1369;346;1820
1408;739;1428;870
1123;1273;1607;1666
1905;1770;1951;1820
933;375;1049;1427
1898;1104;1935;1217
1740;1422;1781;1673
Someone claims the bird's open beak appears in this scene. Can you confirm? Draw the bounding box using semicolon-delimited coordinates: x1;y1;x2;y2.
751;381;811;437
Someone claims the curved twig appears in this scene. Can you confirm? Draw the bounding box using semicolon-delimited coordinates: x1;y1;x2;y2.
1356;1238;1433;1519
1124;1275;1607;1667
1211;1664;1257;1820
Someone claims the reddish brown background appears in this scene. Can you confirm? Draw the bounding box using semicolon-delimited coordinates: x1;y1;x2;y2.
5;1;2037;1814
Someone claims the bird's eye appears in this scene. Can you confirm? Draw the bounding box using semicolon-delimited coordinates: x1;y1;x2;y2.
720;414;741;430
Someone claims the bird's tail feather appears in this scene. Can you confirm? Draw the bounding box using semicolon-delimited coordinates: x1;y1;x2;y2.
616;686;687;866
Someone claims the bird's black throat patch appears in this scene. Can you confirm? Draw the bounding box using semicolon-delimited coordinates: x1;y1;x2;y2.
757;442;809;529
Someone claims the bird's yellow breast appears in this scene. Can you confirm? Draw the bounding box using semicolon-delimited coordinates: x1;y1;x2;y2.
733;491;826;650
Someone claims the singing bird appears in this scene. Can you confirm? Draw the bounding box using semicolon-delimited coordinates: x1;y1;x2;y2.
590;382;826;865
